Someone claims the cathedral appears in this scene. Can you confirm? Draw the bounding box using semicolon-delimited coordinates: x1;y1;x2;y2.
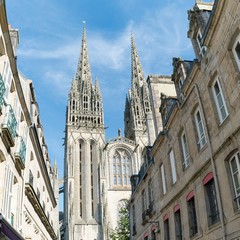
63;27;156;240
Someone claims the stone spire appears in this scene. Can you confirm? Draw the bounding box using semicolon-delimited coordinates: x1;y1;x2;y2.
76;26;92;87
131;34;146;93
94;77;101;99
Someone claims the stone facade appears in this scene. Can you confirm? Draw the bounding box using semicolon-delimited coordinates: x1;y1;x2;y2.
128;1;240;240
0;1;59;239
63;26;176;239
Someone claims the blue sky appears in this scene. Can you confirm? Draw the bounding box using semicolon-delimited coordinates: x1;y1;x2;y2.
5;0;209;208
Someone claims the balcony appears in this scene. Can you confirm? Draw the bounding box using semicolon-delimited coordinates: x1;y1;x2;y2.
14;136;26;172
1;104;17;148
0;73;6;115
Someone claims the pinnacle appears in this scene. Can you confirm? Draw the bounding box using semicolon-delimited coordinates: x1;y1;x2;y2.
76;26;92;85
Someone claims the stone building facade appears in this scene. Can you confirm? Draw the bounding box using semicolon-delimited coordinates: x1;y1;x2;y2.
128;0;240;240
63;24;176;239
0;1;60;239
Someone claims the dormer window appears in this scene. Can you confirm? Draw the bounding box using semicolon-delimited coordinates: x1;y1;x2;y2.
196;29;206;58
233;34;240;71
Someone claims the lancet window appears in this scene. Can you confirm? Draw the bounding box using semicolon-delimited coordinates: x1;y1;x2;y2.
112;150;131;186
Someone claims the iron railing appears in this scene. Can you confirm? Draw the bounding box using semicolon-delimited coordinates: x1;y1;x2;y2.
2;104;17;141
0;73;6;108
15;136;26;165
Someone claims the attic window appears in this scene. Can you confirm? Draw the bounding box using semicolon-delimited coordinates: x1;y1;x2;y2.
233;34;240;71
196;29;206;58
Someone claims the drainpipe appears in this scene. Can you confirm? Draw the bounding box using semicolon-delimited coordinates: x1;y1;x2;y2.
194;83;226;239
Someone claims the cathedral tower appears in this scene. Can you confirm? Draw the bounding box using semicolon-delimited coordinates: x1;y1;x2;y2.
64;27;105;240
124;35;156;147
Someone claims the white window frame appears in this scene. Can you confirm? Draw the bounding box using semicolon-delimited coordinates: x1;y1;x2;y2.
181;132;190;169
194;109;206;149
196;29;207;58
212;78;229;124
232;34;240;71
3;60;12;103
229;153;240;209
170;150;177;184
161;164;167;195
2;165;14;222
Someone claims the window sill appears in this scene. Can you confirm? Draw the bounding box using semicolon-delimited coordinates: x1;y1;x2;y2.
190;231;203;240
197;142;207;154
218;114;230;128
206;221;221;234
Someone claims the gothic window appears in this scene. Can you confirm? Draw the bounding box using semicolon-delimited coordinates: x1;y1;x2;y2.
83;95;88;110
136;106;140;116
112;150;131;186
145;101;150;112
96;101;100;112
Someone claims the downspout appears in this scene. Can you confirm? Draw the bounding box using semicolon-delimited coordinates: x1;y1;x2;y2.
194;83;226;239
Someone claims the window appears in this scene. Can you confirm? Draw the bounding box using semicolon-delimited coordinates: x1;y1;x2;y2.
164;218;170;240
161;164;167;195
187;196;198;237
2;165;14;221
212;78;228;123
233;34;240;71
196;29;206;57
83;95;88;110
132;205;136;234
151;231;156;240
181;133;190;169
142;190;147;212
194;109;206;149
204;177;219;226
3;60;12;102
170;150;177;184
229;153;240;208
174;209;182;240
112;150;131;186
148;180;154;204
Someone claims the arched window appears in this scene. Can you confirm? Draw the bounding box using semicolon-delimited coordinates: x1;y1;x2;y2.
83;95;88;110
112;150;131;186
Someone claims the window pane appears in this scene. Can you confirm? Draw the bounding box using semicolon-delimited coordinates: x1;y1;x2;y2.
118;176;121;185
113;165;116;174
123;165;126;174
231;157;238;173
117;165;120;174
114;176;117;185
235;41;240;60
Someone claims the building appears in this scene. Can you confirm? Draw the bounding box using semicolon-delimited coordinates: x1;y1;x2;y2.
63;24;176;238
0;1;60;239
128;0;240;240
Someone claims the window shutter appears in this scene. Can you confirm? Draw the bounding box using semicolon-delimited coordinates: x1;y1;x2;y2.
2;164;9;216
7;170;14;220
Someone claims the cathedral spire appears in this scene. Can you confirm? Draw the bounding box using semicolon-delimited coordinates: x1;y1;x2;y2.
131;34;145;93
76;26;92;85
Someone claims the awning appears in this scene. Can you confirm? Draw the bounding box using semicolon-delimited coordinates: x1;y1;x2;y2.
0;214;25;240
